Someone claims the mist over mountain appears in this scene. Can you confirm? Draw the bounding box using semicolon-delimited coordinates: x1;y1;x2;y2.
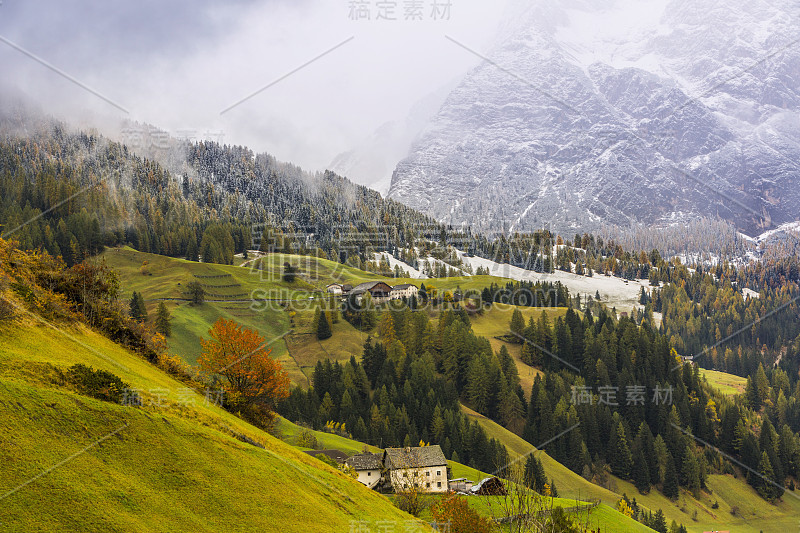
387;0;800;237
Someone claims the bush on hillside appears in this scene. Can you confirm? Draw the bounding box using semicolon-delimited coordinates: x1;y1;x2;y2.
66;364;130;403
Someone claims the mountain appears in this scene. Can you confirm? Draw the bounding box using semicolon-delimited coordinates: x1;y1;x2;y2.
387;0;800;237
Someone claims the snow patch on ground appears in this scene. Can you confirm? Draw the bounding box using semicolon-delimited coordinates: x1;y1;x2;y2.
458;251;650;312
373;252;427;279
756;221;800;243
742;288;760;300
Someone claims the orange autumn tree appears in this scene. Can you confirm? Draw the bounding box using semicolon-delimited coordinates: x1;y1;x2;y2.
199;318;289;422
430;495;491;533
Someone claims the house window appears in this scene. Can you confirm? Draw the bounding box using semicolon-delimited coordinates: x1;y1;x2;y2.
367;472;371;476
426;471;430;476
426;482;430;488
436;470;441;476
437;482;442;488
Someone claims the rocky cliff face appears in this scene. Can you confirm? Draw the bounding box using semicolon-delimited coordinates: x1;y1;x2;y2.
387;0;800;236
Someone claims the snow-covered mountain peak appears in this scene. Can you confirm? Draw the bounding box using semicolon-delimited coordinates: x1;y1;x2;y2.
387;0;800;237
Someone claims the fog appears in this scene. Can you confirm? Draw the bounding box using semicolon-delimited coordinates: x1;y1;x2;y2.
0;0;508;187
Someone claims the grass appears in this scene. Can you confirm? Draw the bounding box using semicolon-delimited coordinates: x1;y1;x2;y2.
460;405;622;505
460;403;800;533
273;416;382;456
701;369;747;396
0;322;431;532
102;248;521;389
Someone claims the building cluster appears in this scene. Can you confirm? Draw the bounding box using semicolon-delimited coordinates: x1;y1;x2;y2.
325;281;419;304
305;445;505;496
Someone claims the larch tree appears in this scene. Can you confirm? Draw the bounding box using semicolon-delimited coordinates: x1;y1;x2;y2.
199;318;290;419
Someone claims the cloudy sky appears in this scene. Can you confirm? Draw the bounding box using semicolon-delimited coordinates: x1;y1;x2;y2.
0;0;508;184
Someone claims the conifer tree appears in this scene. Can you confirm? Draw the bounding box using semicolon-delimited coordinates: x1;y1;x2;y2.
509;308;525;342
129;291;147;321
633;449;651;493
186;238;199;261
155;302;171;337
662;454;679;499
610;420;633;478
316;310;332;340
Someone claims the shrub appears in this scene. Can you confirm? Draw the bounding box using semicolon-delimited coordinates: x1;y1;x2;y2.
66;364;129;403
430;495;491;533
297;428;318;449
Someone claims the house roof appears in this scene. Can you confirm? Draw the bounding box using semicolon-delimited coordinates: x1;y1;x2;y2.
351;281;393;293
471;476;507;495
383;445;447;469
392;284;417;290
326;283;342;288
346;452;383;471
304;449;348;463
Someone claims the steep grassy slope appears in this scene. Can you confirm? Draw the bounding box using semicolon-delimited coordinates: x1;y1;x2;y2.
276;409;652;532
0;322;430;532
460;405;800;532
460;405;622;505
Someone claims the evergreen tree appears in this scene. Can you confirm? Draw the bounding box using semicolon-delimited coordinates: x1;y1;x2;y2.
610;420;633;478
757;451;782;501
316;310;332;340
663;454;679;499
282;262;297;283
185;281;205;305
509;308;525;342
129;291;147;321
681;446;701;493
155;302;171;337
651;509;668;533
186;238;199;261
633;449;651;494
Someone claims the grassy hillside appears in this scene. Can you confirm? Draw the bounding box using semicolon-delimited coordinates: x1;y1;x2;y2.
96;249;798;532
460;405;800;532
0;322;430;532
275;408;652;532
700;369;747;396
461;405;623;505
101;248;519;387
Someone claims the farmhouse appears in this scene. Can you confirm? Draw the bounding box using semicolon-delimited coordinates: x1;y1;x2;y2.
325;283;343;295
346;452;383;489
390;283;419;300
383;445;448;493
349;281;394;304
